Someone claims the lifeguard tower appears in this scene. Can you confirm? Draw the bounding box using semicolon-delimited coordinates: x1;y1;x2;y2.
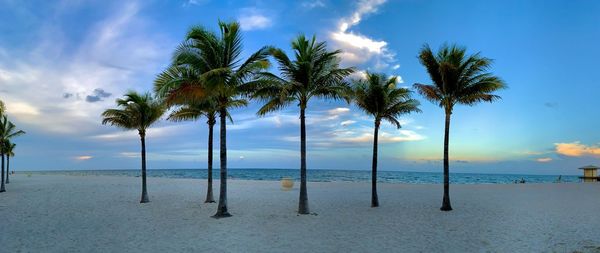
579;165;600;182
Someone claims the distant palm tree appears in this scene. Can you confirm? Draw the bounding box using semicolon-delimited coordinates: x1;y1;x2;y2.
252;35;354;214
155;21;270;218
352;72;420;207
5;141;16;184
101;91;165;203
0;116;25;192
167;100;218;203
413;44;506;211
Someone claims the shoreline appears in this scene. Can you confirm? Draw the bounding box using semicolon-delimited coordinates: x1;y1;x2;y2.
19;172;580;185
20;168;581;177
19;169;580;185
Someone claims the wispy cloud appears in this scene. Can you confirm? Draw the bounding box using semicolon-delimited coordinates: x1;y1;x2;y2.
238;8;272;31
74;155;93;160
555;141;600;157
340;120;356;126
0;2;171;134
301;0;325;9
536;157;552;162
185;0;208;6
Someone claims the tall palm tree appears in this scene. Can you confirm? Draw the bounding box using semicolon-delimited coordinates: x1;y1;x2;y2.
0;116;25;192
351;72;420;207
101;91;165;203
155;21;270;218
413;44;506;211
167;100;218;203
252;35;354;214
5;141;15;184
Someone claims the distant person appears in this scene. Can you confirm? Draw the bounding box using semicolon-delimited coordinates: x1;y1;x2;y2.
556;175;562;183
519;178;526;184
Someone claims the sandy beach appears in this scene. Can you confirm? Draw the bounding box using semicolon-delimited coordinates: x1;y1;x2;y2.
1;174;600;252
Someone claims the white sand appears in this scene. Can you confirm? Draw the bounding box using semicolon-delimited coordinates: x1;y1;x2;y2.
1;174;600;252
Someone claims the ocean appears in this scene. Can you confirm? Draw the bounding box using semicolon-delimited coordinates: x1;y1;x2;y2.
27;169;580;184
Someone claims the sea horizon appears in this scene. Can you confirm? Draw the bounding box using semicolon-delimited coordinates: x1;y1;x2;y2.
24;168;580;184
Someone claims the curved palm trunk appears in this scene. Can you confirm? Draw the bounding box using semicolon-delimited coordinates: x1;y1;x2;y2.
205;121;215;203
371;120;380;207
139;130;149;203
298;107;309;214
5;155;9;184
213;108;231;218
0;154;5;192
440;112;453;211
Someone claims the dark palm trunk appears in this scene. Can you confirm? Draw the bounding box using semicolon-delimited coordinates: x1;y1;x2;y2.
5;154;9;184
205;118;215;203
0;154;5;192
213;107;231;218
371;120;380;207
440;112;453;211
139;130;149;203
298;106;309;214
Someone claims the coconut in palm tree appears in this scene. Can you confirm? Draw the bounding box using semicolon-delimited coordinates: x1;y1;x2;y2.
351;72;420;207
101;91;165;203
413;44;506;211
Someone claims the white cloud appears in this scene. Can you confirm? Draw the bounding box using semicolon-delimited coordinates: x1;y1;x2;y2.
329;0;397;71
7;102;40;116
328;107;350;115
238;8;272;31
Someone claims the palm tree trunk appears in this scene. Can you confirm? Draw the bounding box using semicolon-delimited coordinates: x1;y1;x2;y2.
440;112;453;211
5;154;9;184
213;107;231;218
139;130;149;203
0;154;5;192
205;121;215;203
298;106;309;214
371;120;380;207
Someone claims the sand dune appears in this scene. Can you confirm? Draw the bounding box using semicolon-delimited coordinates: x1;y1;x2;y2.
1;174;600;252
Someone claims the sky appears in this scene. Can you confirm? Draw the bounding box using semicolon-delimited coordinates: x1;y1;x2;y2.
0;0;599;175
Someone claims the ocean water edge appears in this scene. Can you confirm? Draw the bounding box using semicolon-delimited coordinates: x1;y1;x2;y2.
25;169;579;184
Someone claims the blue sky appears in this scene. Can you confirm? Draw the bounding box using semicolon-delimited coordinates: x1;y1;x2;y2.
0;0;599;175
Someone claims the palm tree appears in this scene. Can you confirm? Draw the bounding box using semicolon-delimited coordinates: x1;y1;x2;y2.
155;21;270;218
101;91;165;203
0;116;25;192
413;44;506;211
351;72;420;207
167;100;218;203
5;141;16;184
252;35;354;214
